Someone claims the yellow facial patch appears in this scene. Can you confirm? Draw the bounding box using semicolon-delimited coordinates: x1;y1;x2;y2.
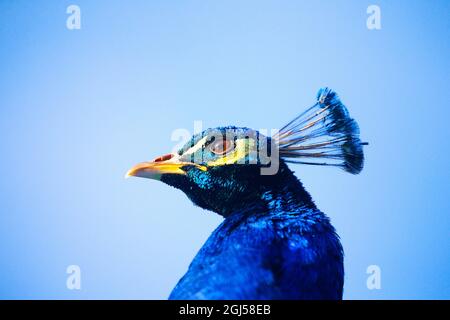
207;139;255;167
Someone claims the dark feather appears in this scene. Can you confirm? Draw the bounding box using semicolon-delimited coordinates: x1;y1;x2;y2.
274;88;366;174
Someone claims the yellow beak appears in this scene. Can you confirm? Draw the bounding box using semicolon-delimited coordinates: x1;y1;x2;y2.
125;153;206;180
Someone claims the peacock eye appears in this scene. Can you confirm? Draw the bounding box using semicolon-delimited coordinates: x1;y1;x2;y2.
208;138;234;155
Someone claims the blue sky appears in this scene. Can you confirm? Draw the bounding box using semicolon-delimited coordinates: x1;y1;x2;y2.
0;0;449;299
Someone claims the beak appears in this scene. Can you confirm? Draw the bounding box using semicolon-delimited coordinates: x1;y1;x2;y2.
125;153;206;180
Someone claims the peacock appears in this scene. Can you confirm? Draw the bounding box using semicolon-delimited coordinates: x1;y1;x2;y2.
126;88;366;300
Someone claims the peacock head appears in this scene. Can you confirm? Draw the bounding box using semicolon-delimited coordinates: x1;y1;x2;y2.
126;88;367;216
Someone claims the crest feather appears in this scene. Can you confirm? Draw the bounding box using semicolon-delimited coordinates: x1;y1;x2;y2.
273;88;367;174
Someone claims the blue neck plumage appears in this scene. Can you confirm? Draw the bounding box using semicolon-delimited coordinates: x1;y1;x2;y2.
224;162;317;218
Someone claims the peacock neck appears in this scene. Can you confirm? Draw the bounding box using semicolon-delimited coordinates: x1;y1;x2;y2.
225;162;317;218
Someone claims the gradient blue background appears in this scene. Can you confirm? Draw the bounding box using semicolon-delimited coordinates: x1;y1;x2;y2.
0;0;449;299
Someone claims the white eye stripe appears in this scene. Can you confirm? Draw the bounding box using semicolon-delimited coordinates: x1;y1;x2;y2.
182;136;208;156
